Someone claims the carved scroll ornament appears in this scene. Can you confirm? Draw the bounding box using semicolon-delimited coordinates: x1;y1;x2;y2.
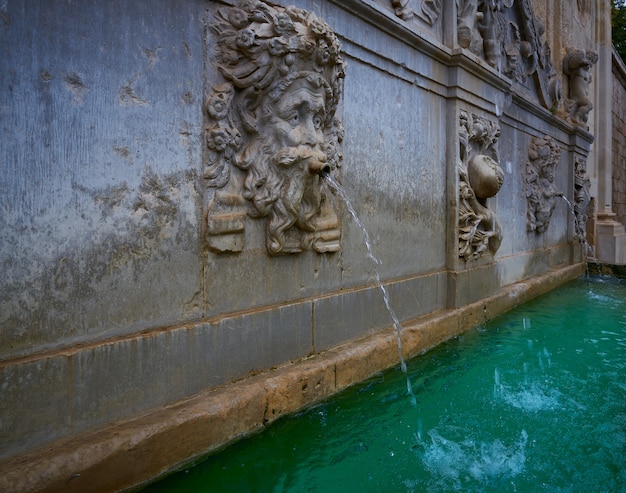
458;110;504;261
526;135;561;233
205;0;346;255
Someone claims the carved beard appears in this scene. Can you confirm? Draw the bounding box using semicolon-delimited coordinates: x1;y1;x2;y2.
240;142;326;254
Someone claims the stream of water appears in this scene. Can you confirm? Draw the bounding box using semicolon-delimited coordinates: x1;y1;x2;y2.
322;174;416;404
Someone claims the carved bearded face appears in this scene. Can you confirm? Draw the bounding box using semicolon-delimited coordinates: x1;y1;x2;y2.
206;1;345;254
240;75;330;253
267;77;328;173
273;81;324;142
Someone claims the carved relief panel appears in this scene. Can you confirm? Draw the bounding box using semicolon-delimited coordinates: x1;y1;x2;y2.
526;135;561;233
456;0;561;111
205;0;346;255
458;110;504;261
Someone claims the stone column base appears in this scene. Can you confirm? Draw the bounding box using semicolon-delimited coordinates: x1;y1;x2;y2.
595;214;626;264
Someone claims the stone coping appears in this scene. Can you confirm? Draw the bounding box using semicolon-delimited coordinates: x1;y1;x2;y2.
0;263;584;493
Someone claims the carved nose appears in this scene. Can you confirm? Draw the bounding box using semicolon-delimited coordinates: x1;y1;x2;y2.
301;119;320;146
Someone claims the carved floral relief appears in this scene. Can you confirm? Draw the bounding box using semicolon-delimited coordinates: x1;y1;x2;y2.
526;135;561;233
205;0;346;255
574;156;591;242
458;110;504;261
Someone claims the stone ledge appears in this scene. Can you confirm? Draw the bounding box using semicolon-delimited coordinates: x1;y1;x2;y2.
0;263;584;493
588;262;626;277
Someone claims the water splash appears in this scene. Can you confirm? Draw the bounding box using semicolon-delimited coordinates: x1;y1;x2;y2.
419;429;528;490
322;174;416;405
492;361;563;413
499;380;562;412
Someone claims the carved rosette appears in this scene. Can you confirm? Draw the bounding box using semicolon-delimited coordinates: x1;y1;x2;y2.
526;135;561;233
458;110;504;261
573;156;591;242
456;0;561;111
205;0;346;255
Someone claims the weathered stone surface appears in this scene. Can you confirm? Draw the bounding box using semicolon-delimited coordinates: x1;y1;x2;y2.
0;0;608;487
0;1;204;361
0;303;314;461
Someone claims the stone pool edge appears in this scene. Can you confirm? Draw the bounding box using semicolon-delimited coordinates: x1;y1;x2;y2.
0;263;584;493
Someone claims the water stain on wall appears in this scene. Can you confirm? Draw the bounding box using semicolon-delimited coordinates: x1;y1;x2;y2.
0;167;201;361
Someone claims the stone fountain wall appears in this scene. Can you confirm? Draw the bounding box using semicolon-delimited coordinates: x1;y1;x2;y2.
0;0;602;487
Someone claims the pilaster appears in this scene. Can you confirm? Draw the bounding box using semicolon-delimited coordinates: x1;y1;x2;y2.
593;0;626;263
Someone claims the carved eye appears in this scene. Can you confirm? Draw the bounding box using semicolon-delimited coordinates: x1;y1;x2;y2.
289;113;299;126
312;113;324;130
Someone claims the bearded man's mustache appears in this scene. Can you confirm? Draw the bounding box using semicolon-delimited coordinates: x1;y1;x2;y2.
273;147;329;175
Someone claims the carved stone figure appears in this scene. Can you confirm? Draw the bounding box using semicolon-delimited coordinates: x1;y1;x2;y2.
563;48;598;128
206;1;346;255
574;156;591;242
458;110;504;261
526;135;561;233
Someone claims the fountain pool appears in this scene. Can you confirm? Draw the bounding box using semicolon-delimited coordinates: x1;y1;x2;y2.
140;276;626;492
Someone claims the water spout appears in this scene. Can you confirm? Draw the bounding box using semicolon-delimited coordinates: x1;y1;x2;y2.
307;158;331;175
317;166;331;177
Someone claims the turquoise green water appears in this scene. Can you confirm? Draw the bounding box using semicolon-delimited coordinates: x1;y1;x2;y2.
142;277;626;492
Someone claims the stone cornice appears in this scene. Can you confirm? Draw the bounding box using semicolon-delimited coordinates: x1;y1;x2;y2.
327;0;452;63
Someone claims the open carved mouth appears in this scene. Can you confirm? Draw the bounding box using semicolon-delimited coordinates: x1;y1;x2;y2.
305;157;331;176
